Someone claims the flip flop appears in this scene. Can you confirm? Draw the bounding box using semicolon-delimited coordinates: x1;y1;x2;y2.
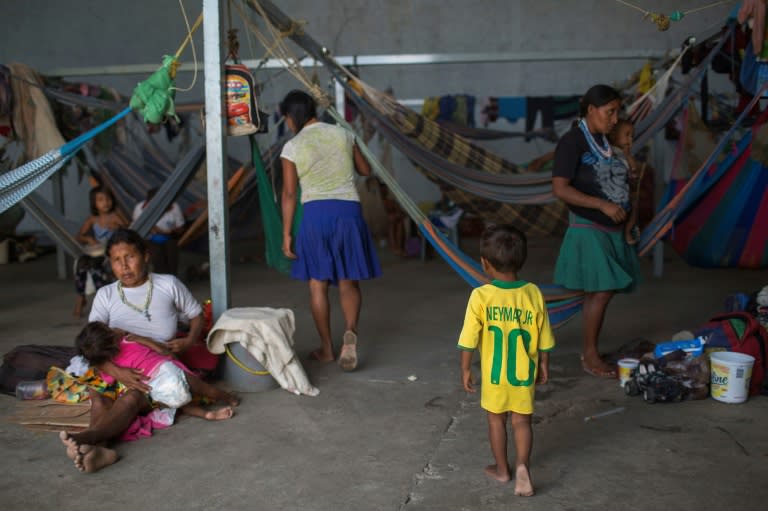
580;355;617;378
338;330;358;372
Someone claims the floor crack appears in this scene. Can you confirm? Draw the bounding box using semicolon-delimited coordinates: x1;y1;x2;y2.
399;391;471;510
716;426;749;456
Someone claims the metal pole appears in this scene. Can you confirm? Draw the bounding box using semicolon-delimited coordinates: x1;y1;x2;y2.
47;50;672;77
203;0;231;319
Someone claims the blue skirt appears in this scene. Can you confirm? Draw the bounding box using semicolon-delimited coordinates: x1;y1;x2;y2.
291;200;382;284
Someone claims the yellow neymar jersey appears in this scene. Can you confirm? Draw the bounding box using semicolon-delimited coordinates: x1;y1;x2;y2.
457;280;555;414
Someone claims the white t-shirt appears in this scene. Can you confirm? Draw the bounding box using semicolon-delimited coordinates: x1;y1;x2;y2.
89;273;202;343
280;122;360;204
132;202;185;233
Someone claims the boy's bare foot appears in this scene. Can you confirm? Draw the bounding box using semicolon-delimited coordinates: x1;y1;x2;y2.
514;464;535;496
484;464;511;483
75;444;119;473
204;406;234;420
308;348;334;362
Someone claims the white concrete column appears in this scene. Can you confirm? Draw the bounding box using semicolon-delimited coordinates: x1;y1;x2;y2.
203;0;231;319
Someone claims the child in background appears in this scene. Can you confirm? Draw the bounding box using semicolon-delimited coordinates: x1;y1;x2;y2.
73;187;128;318
608;119;641;245
457;225;554;496
132;187;186;276
76;321;238;422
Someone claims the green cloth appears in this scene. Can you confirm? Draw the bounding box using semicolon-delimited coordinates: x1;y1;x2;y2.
129;55;179;124
554;215;640;293
252;137;302;274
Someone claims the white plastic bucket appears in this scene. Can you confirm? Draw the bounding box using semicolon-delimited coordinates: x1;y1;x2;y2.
710;351;754;404
617;358;640;387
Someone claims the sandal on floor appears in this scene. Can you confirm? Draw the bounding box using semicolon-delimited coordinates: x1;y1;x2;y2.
580;355;617;378
338;331;358;372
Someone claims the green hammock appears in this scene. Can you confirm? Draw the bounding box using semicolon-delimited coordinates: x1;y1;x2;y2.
251;136;302;274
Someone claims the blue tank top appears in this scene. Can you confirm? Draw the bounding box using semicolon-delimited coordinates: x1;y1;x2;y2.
92;222;114;243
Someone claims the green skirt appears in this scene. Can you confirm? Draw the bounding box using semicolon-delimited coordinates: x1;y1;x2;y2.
554;214;640;293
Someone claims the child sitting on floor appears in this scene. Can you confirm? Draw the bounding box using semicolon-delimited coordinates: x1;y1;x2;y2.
457;224;554;496
76;321;239;422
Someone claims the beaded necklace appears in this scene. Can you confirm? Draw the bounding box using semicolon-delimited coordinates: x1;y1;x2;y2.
117;274;153;322
579;119;613;161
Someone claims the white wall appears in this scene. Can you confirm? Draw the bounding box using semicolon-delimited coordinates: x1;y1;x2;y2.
0;0;737;231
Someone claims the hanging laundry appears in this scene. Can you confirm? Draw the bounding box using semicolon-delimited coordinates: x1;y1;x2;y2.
552;96;581;120
495;97;527;124
480;97;498;126
525;96;553;134
437;95;457;122
637;62;655;94
8;63;65;160
422;96;440;120
453;95;468;126
465;95;476;127
422;95;476;127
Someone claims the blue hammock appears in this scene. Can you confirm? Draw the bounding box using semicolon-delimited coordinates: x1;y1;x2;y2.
0;106;132;214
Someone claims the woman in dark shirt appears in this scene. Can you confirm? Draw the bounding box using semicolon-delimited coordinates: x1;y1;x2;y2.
552;84;640;378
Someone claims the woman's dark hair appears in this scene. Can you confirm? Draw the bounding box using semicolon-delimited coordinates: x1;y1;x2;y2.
579;84;621;118
280;90;317;132
106;228;148;258
480;224;527;274
76;321;120;366
89;186;116;216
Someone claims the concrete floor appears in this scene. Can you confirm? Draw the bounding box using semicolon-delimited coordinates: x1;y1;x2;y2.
0;237;766;511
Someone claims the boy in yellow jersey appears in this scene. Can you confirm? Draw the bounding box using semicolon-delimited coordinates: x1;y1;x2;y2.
457;224;554;496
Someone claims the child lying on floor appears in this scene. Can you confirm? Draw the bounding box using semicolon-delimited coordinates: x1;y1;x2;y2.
76;321;239;422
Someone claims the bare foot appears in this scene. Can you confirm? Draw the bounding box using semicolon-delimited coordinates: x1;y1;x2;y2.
580;354;617;378
514;464;534;496
60;431;79;460
75;444;119;473
308;348;334;363
204;406;234;421
484;464;511;483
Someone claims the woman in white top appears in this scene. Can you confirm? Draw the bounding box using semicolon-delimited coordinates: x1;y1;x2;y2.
280;90;381;371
